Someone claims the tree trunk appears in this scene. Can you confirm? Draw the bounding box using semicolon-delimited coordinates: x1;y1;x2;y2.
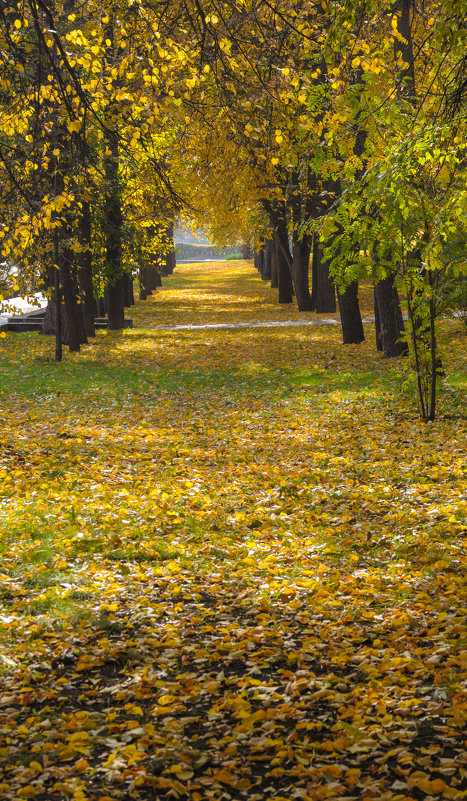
291;238;312;311
97;296;106;317
61;242;87;350
262;240;272;281
78;200;96;337
165;224;175;274
43;258;87;349
257;246;265;279
393;0;416;104
104;126;125;330
289;169;313;311
103;13;125;331
107;278;125;330
274;230;293;304
312;236;336;313
139;265;148;300
373;275;407;357
123;272;133;307
262;199;294;304
270;239;279;289
338;281;365;344
160;253;169;277
148;264;157;290
374;288;383;351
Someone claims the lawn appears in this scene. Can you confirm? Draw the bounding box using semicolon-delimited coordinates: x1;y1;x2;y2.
0;261;465;801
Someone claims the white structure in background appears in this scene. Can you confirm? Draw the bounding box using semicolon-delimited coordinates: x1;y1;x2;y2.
0;292;48;331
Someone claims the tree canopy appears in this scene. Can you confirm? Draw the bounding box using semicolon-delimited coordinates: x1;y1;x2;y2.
0;0;466;415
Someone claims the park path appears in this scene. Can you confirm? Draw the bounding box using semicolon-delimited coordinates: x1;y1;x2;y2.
149;316;377;331
131;260;377;331
1;262;378;331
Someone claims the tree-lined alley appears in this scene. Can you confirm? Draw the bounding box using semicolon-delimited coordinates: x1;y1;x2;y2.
0;1;466;417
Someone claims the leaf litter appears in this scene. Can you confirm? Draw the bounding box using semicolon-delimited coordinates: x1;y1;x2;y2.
0;262;466;801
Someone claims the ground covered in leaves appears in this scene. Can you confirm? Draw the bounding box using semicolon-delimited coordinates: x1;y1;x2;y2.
0;262;466;801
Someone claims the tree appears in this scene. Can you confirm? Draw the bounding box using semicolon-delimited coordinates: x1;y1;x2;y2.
312;0;467;417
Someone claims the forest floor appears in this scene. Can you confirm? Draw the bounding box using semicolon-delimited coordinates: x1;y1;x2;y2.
0;262;466;801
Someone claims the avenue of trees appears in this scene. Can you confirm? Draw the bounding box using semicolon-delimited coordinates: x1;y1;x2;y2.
0;0;466;418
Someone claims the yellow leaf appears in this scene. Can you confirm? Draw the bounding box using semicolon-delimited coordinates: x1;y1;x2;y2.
430;778;447;793
212;768;235;785
17;787;36;799
158;694;178;706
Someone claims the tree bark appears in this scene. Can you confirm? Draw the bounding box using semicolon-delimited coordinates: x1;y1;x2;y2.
155;263;162;286
373;274;407;357
149;263;158;290
139;264;148;300
374;288;383;351
289;170;313;310
78;200;96;337
393;0;416;104
254;248;260;273
262;240;272;281
107;278;125;330
270;239;279;289
257;244;265;278
274;230;293;304
166;223;175;273
338;281;365;344
104;126;125;330
123;272;134;307
103;15;125;331
262;199;294;304
312;236;336;313
60;242;87;350
97;296;106;317
291;238;312;310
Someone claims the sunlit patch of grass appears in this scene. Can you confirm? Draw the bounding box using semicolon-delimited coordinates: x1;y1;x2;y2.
26;595;96;631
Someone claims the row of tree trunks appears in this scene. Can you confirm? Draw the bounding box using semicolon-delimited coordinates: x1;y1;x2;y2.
254;189;403;355
139;224;176;300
